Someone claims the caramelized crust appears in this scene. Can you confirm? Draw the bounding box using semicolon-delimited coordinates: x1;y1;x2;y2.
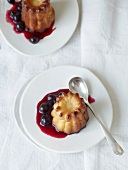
51;92;89;135
22;0;55;32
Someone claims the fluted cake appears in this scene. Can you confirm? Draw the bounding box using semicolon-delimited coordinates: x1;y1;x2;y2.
22;0;55;32
51;92;89;135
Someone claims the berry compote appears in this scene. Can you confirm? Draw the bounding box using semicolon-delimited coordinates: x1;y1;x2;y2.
6;0;56;44
36;89;95;139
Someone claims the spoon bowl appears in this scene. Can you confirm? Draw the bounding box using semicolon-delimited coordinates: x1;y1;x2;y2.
69;77;89;101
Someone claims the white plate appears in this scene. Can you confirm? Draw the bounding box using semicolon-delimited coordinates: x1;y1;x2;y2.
0;0;79;57
19;66;113;153
14;79;48;151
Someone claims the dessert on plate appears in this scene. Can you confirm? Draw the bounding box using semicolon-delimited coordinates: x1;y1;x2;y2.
51;92;89;134
37;89;89;137
6;0;55;44
22;0;55;32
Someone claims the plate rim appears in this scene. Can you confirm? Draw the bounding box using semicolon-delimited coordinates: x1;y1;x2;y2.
0;0;79;57
13;79;49;152
19;65;113;153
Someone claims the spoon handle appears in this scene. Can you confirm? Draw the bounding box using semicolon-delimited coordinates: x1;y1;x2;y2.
86;102;124;155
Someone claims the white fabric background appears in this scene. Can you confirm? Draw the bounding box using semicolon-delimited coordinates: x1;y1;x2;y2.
0;0;128;169
81;0;128;170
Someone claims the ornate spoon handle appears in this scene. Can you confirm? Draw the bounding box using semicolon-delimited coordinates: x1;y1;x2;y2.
86;101;124;155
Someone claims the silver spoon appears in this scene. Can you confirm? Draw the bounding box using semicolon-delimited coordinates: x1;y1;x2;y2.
69;77;124;155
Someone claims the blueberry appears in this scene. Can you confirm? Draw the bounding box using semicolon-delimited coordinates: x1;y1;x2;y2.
7;0;15;4
10;10;16;19
57;92;63;97
47;94;56;102
29;36;39;44
25;28;29;32
16;21;25;31
47;101;54;113
39;102;49;114
48;100;54;107
40;114;52;126
13;13;21;23
47;94;56;101
17;4;22;12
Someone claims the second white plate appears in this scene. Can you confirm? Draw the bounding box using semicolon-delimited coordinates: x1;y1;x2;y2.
19;66;113;153
0;0;79;56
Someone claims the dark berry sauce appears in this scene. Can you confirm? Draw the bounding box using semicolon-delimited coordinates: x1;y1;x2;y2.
36;89;69;139
88;95;95;103
36;89;95;139
6;1;56;44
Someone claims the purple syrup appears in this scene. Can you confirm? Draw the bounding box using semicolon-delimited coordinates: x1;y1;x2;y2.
36;89;69;139
88;95;95;104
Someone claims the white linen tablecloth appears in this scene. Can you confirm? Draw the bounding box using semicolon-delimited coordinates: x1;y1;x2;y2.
0;0;128;169
81;0;128;169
